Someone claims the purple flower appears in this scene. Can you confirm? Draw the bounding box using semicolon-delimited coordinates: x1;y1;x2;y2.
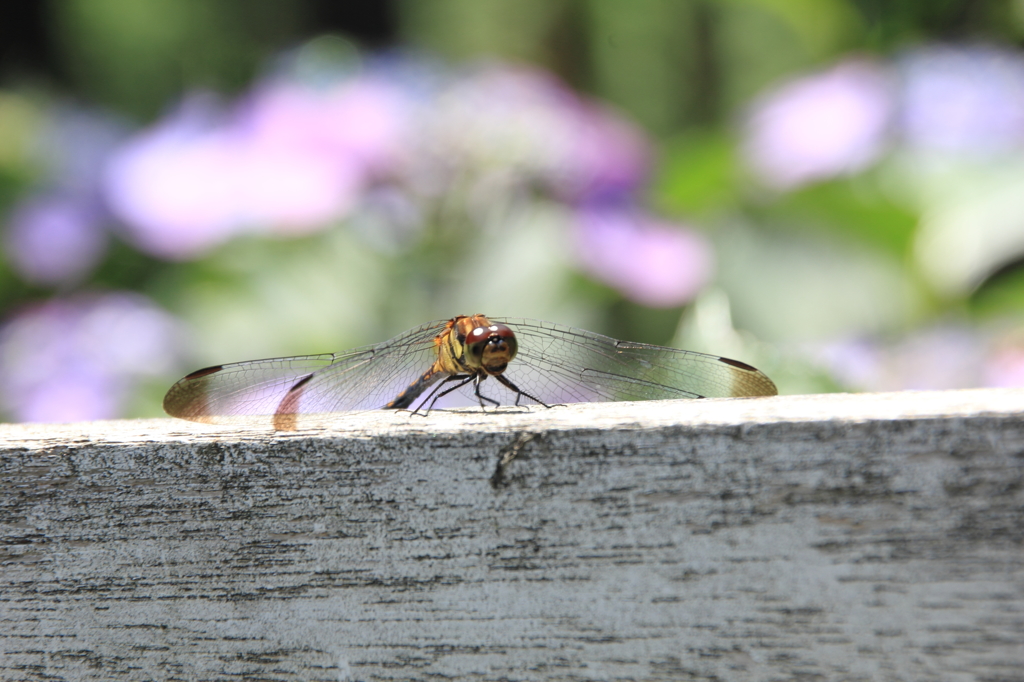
0;293;181;422
242;77;411;178
743;60;893;190
574;207;712;308
103;76;412;260
893;327;981;390
421;66;650;202
812;326;985;392
103;98;258;259
4;196;107;285
898;46;1024;153
2;106;123;285
809;338;883;390
557;100;650;203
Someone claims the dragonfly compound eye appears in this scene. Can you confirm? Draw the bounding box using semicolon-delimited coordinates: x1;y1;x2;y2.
465;324;518;374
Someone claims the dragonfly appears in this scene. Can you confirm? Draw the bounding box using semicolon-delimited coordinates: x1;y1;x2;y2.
163;314;777;430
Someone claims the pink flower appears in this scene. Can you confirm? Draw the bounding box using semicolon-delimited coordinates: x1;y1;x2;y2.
743;61;892;190
984;337;1024;388
243;77;410;176
574;208;712;308
103;77;412;259
104;100;271;259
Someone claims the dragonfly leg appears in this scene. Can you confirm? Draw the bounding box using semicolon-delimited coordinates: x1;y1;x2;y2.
472;375;501;409
415;373;476;415
495;374;552;408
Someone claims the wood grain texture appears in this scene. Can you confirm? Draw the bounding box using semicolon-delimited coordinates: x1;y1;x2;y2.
2;390;1023;681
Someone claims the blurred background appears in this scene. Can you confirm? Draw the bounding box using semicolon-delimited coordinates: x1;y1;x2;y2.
3;0;1024;422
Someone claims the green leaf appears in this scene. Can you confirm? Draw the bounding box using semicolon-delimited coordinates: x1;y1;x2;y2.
651;131;739;218
764;178;919;258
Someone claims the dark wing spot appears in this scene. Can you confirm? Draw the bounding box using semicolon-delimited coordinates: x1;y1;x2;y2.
718;357;758;372
273;374;314;431
184;365;223;380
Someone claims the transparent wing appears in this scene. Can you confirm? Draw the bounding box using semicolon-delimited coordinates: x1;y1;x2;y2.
466;318;777;406
163;320;451;423
164;316;777;426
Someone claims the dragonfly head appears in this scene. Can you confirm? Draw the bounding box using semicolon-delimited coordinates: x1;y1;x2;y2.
464;323;518;376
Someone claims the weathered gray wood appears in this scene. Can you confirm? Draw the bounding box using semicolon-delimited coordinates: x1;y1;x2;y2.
1;390;1023;681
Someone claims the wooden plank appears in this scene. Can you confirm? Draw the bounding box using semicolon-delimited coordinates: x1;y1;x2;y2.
2;390;1023;681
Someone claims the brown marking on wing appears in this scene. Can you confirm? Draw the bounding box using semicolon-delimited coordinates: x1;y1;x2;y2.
272;374;314;431
717;356;778;397
718;357;758;372
183;365;223;380
164;377;212;420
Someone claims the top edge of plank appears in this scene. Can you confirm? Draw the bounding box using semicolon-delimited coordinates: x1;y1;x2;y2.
2;388;1023;450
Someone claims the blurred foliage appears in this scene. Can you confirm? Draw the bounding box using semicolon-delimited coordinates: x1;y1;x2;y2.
51;0;307;119
4;0;1024;422
973;262;1024;318
651;131;739;217
755;179;920;258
